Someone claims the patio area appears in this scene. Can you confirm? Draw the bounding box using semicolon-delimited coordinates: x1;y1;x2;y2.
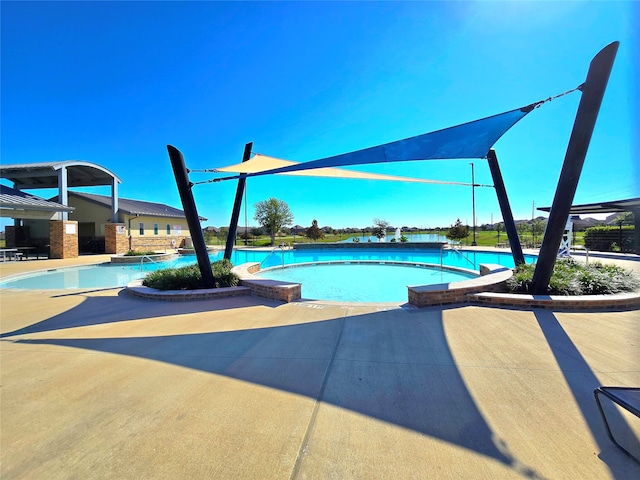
1;256;639;479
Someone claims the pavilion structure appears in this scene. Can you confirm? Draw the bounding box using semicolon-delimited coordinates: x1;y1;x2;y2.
1;161;121;258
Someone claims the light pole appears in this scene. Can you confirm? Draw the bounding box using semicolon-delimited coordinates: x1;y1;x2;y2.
470;162;477;246
531;200;535;247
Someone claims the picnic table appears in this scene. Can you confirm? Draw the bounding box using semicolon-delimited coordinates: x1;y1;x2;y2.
0;248;19;261
17;246;38;259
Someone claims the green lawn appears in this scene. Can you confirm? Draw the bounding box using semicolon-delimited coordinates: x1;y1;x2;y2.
448;230;584;248
231;229;586;248
0;230;583;251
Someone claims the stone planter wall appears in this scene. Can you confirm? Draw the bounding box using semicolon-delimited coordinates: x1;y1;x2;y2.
233;262;301;303
408;264;511;307
111;253;178;264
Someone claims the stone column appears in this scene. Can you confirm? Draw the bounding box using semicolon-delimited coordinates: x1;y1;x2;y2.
49;220;78;259
105;223;129;254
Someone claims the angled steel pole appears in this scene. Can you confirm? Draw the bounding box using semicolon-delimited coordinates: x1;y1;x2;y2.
167;145;215;288
487;149;525;266
224;142;253;260
531;42;619;293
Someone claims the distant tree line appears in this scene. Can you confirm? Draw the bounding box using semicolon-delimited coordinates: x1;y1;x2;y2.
202;198;634;251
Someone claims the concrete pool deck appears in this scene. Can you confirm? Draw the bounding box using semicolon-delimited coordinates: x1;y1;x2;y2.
1;252;639;478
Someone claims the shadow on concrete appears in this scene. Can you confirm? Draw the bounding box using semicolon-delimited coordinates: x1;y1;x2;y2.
534;310;640;478
4;296;548;478
0;290;282;338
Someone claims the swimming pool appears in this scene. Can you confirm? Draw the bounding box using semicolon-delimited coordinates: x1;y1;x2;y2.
257;262;477;302
0;248;535;294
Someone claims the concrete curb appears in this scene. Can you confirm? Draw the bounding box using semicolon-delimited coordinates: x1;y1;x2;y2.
125;280;251;301
469;290;640;310
408;264;511;307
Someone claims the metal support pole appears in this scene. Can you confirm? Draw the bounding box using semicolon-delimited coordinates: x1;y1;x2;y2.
167;145;215;288
471;162;477;246
487;149;525;266
532;42;618;293
111;177;119;223
58;166;68;221
224;142;253;260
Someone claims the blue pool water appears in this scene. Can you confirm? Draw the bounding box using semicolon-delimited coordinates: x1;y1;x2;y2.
258;262;476;302
252;248;527;270
0;248;535;296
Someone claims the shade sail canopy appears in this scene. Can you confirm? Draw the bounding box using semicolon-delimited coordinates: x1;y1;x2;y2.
214;105;533;181
213;154;471;185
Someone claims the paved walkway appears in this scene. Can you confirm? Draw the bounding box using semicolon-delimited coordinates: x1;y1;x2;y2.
1;255;639;479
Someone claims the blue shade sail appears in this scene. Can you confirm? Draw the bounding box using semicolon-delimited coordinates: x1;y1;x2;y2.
229;106;532;180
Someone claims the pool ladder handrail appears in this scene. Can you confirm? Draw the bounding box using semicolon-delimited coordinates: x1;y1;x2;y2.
139;254;162;271
450;245;476;269
260;244;288;268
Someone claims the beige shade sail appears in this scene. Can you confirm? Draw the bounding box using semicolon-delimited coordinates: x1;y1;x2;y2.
213;154;470;185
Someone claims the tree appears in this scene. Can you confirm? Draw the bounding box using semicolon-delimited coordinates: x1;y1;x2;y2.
254;198;294;245
202;229;216;245
492;222;504;244
613;211;633;225
516;221;530;242
216;226;229;245
446;219;469;242
305;219;324;242
531;218;547;245
372;218;390;241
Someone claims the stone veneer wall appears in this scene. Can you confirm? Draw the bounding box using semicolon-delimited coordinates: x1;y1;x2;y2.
233;262;302;303
470;291;640;310
239;279;301;303
49;220;79;259
105;223;129;254
408;264;511;307
126;282;252;302
131;236;186;251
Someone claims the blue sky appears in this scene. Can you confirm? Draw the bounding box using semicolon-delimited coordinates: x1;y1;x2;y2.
2;1;638;231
